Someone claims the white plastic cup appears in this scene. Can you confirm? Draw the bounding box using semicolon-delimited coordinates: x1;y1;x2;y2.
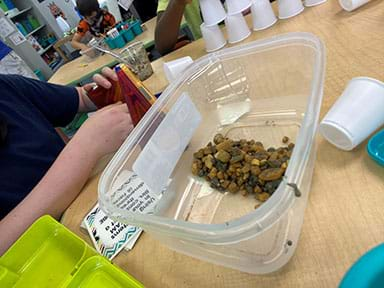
199;0;227;26
225;13;251;44
226;0;252;15
278;0;305;19
319;77;384;151
163;56;194;83
251;0;278;31
304;0;327;7
200;23;227;52
338;0;370;11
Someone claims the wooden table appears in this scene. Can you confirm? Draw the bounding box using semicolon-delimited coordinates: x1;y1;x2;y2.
59;1;384;287
48;16;159;86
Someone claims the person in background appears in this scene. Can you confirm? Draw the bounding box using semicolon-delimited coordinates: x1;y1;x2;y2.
132;0;158;22
0;67;133;255
0;40;37;78
71;0;116;51
155;0;202;55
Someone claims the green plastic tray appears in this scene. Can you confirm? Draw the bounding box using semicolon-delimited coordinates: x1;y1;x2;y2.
0;216;143;288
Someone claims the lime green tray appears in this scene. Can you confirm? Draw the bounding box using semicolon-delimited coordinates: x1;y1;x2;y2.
0;216;143;288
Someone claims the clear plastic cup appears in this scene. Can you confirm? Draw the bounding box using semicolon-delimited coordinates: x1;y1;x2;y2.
226;0;252;15
225;13;251;44
199;0;227;26
251;0;278;31
278;0;305;19
163;56;194;83
304;0;327;7
200;23;227;52
119;41;153;81
338;0;370;11
320;77;384;151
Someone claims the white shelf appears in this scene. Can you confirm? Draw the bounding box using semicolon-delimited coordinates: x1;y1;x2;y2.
25;24;46;38
38;42;55;55
7;7;32;19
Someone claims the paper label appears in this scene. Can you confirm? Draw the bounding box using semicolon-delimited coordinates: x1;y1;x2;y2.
81;219;140;251
9;32;26;46
84;204;142;259
133;93;202;195
84;171;160;256
0;18;15;38
110;170;159;213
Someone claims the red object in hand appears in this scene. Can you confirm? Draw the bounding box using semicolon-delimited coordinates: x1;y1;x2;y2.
87;80;125;108
115;66;151;126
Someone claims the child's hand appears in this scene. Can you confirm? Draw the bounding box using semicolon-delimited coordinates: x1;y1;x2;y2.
78;67;120;111
73;103;133;158
83;67;118;92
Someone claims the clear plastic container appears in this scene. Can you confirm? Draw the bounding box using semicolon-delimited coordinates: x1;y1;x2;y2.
99;32;325;274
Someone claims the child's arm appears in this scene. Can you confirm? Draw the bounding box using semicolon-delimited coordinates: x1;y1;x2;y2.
0;104;133;255
155;0;192;55
71;32;89;51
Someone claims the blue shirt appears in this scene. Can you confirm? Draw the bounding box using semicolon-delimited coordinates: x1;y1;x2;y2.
0;75;79;219
0;40;12;61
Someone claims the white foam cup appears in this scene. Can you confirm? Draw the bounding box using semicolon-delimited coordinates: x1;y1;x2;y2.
199;0;227;26
163;57;194;83
200;23;227;52
226;0;252;15
338;0;370;11
320;77;384;151
251;0;277;31
278;0;305;19
304;0;327;7
225;13;251;44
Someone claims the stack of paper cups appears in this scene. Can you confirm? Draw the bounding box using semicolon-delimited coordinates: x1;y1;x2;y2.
251;0;277;31
225;13;251;44
304;0;327;7
278;0;304;19
199;0;227;26
200;23;227;52
226;0;252;15
338;0;370;11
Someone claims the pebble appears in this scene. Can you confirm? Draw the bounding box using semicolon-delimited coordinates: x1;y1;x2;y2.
228;182;239;193
194;149;204;159
251;159;260;166
214;133;225;144
215;150;231;163
216;140;233;152
230;154;244;164
257;192;270;202
259;168;284;181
